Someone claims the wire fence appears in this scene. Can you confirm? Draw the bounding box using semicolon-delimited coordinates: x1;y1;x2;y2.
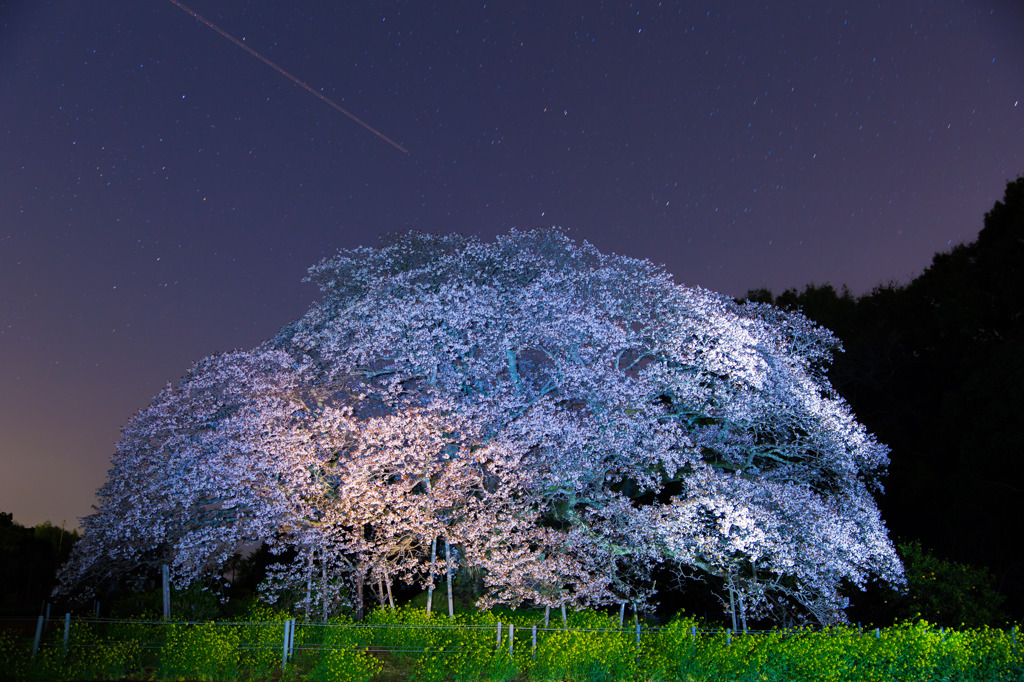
5;612;1015;658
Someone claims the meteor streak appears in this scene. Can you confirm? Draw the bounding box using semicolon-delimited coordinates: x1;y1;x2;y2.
167;0;409;154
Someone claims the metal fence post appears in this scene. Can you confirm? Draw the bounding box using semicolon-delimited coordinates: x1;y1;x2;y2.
635;620;641;646
726;629;732;646
162;564;171;620
496;620;502;648
532;624;537;661
509;623;514;656
282;619;290;669
32;615;44;657
63;613;71;656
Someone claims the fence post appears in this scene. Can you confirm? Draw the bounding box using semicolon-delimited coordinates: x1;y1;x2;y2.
162;564;171;620
544;605;550;627
509;623;514;656
282;619;290;669
619;602;625;627
63;613;71;656
32;615;44;657
290;619;297;658
496;620;502;648
635;620;641;646
691;625;696;639
532;624;538;660
875;628;881;639
726;629;732;647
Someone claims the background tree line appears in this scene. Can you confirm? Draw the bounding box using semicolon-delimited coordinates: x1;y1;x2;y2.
746;175;1024;623
0;512;79;615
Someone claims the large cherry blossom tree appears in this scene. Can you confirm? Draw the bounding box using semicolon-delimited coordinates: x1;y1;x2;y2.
58;229;903;624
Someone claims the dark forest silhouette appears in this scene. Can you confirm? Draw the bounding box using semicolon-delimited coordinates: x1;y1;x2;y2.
746;175;1024;622
0;513;78;614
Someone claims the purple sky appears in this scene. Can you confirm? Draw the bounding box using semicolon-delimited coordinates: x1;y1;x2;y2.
2;0;1023;529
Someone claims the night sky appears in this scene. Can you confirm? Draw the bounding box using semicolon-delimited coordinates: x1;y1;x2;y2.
2;1;1023;529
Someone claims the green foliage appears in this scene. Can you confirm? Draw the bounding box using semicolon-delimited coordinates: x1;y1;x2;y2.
532;624;637;681
0;629;30;681
158;622;240;681
891;541;1006;627
645;618;1024;682
308;646;382;682
235;599;291;678
171;583;226;621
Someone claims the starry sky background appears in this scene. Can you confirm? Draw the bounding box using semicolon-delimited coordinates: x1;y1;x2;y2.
2;0;1023;529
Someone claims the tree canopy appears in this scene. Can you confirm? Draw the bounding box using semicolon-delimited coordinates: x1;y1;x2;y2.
58;229;902;625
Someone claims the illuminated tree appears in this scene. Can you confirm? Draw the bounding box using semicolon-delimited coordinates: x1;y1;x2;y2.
58;229;902;624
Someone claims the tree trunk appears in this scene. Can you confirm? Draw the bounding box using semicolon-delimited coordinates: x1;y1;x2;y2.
445;538;454;618
384;565;395;611
427;535;437;615
356;565;365;621
321;562;328;623
727;578;738;633
739;589;748;634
